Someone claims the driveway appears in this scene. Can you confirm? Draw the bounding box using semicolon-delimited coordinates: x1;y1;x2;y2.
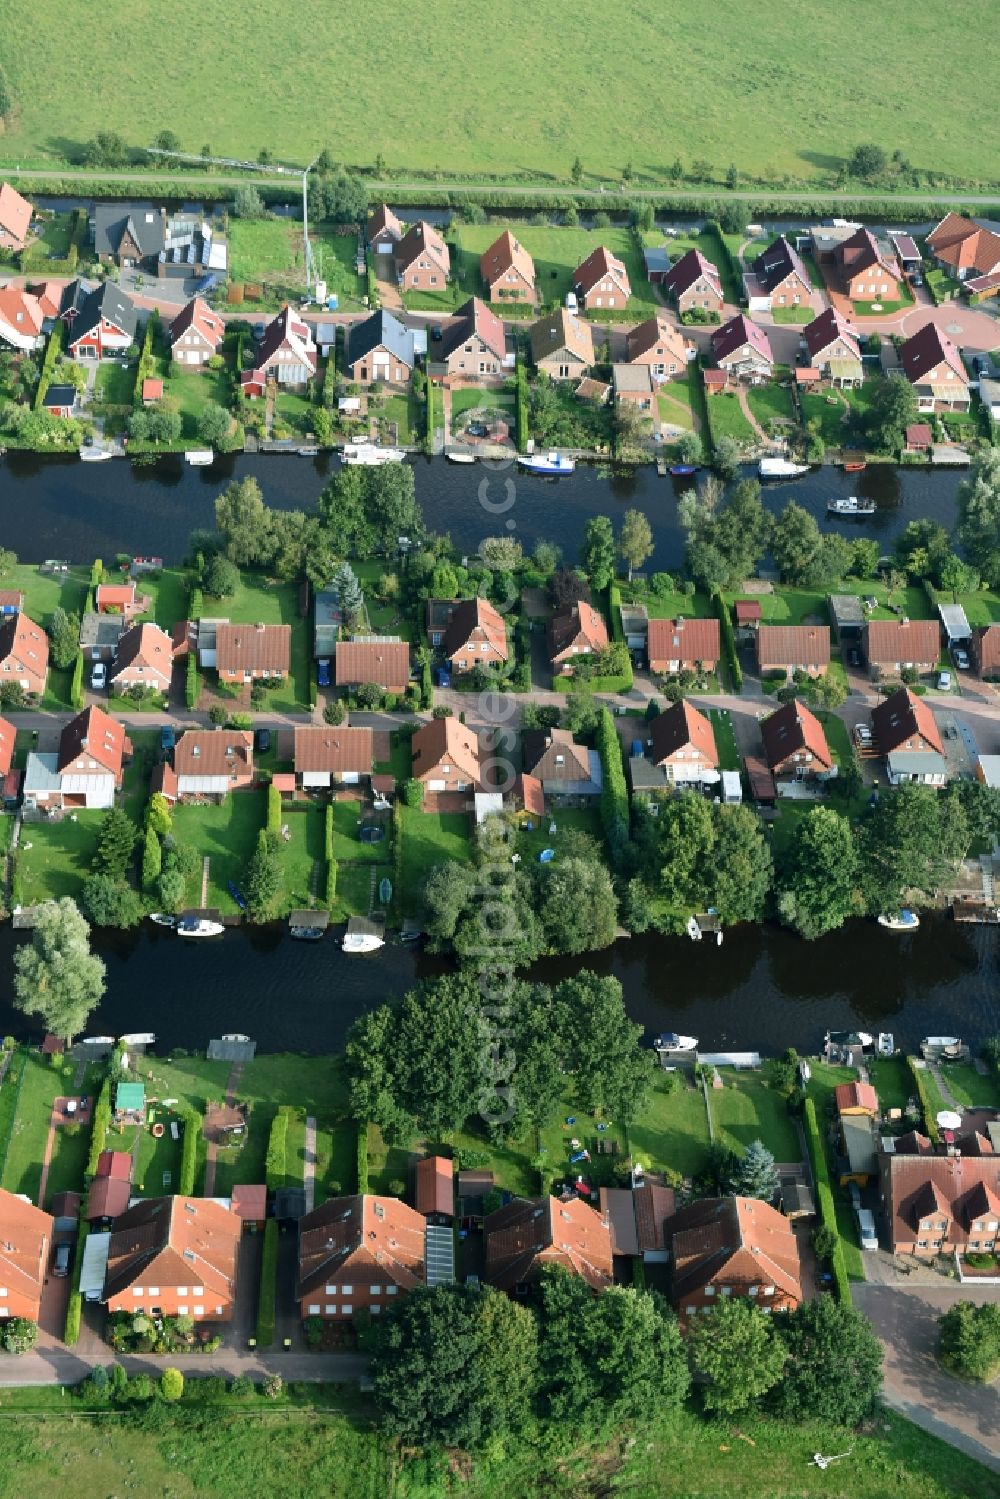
853;1282;1000;1472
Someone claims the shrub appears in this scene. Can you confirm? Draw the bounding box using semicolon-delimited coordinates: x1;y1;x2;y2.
229;1374;255;1398
267;782;281;835
141;828;162;891
265;1107;290;1190
325;856;338;907
356;1120;369;1194
907;1056;941;1144
596;707;629;864
1;1318;38;1354
402;778;424;808
185;651;199;710
262;1373;283;1400
256;1219;279;1348
803;1097;851;1304
159;1368;184;1402
85;1079;112;1177
64;1290;82;1346
325;804;334;862
177;1111;200;1195
714;589;743;693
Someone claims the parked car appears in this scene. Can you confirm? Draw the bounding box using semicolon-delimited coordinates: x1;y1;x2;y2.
160;725;175;752
430;324;443;342
317;658;331;688
847;647;861;667
466;422;488;438
938;670;952;690
90;662;106;690
564;291;579;312
854;723;873;746
433;665;451;688
252;322;266;341
953;646;970;669
908;272;923;287
254;728;271;753
359;825;385;844
64;1098;77;1117
53;1241;72;1277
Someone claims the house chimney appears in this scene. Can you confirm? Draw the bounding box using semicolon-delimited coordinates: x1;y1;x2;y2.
901;615;909;626
255;621;265;632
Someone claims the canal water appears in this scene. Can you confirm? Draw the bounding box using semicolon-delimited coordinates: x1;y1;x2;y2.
0;452;991;1059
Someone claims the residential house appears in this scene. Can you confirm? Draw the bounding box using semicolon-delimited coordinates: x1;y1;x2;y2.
26;280;64;320
926;213;1000;283
880;1154;1000;1261
549;600;609;675
109;622;174;695
0;182;32;252
415;1157;455;1221
760;698;834;779
156;214;227;281
711;314;774;382
834;227;903;302
215;623;291;683
344;309;415;386
484;1196;613;1294
899;323;970;412
802;307;863;384
642;245;672;284
80;611;126;665
647;617;720;675
297;1194;427;1320
240;305;317;394
22;704;131;812
971;624;1000;679
411;716;481;793
367;203;404;252
745;236;811;311
599;1184;675;1260
293;725;374;788
506;771;545;820
522;728;601;797
94;203;166;270
0;612;49;696
163;729;255;801
835;1081;879;1116
661;248;725;315
168;297;225;367
394;220;450;291
480;230;535;302
828;593;865;644
433;596;509;673
572;245;631;310
41;384;76;418
756;624;830;679
86;1150;133;1222
663;1196;802;1321
95;581;148;620
648;699;719;785
613;363;654;411
334;638;410;694
0;286;45;352
62;280;137;360
624;315;693;377
863;617;940;681
437;298;508;378
102;1196;241;1321
872;686;946;786
0;1188;53;1321
529;307;594;380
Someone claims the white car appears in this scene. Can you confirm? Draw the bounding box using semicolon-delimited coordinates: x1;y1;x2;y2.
854;724;872;746
90;662;107;690
937;670;952;691
953;647;970;670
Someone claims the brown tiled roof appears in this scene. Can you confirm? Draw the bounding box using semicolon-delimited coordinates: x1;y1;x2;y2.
484;1196;613;1292
900;323;968;386
111;622;173;683
573;244;631;298
664;1196;802;1304
440;596;508;660
760;698;833;772
883;1154;1000;1248
0;713;14;779
803;306;861;363
480;230;535;290
293;725;374;775
522;728;591;783
169;296;225;350
97;1150;133;1180
150;761;178;801
411;716;481;786
957;1132;995;1158
415;1156;455;1217
864;617;940;666
625;315;692;367
927;212;977;251
973;624;1000;677
0;183;32;245
250;304;317;379
216;622;291;675
662;248;723;303
894;1130;933;1156
231;1184;267;1220
734;600;762;624
439;296;506;361
0;611;49;678
509;771;545;817
103;1195;240;1303
57;705;130;777
0;1186;52;1304
647;616;720;665
87;1175;133;1221
550;600;608;660
368;203;404;243
928;214;1000;275
175;729;253;780
649;699;718;767
297;1194;427;1296
906;423;933;448
751;235;811;296
757;624;831;670
834;1081;879;1114
394;220;450;278
837;226;900;283
599;1184;675;1256
530;307;594;367
712;313;773;366
871;686;943;755
334;639;410;691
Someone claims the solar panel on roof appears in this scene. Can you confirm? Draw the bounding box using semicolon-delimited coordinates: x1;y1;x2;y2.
424;1225;455;1287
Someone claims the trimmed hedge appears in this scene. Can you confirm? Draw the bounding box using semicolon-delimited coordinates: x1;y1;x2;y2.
324;804;334;862
70;650;85;710
803;1097;852;1305
0;1047;28;1182
713;590;743;693
325;856;338;908
185;651;199;711
356;1120;369;1194
267;782;282;835
255;1218;279;1348
63;1217;89;1346
141;828;161;891
177;1110;200;1195
85;1078;112;1179
907;1056;942;1145
515;363;529;453
33;320;66;410
265;1106;291;1190
608;585;625;644
424;376;436;456
596;706;629;863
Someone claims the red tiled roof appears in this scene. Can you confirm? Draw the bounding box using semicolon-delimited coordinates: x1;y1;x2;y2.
215;623;291;676
900;323;968;386
415;1156;455;1217
928;214;1000;275
906;423;933;448
231;1184;267;1221
550;600;609;661
649;699;718;767
0;183;32;245
883;1153;1000;1249
973;624;1000;676
96;583;136;610
439;296;506;362
480;230;534;290
0;1187;52;1310
484;1195;613;1293
111;622;173;685
599;1184;675;1256
665;1196;802;1306
834;1081;879;1114
756;624;831;670
334;640;410;691
509;772;545;817
573;244;631;298
0;611;49;682
293;725;374;775
174;729;254;781
141;377;163;401
648;616;720;666
864;617;940;666
0;286;45;339
0;713;14;779
734;600;762;624
411;716;481;786
57;705;130;777
712;313;773;366
297;1194;427;1296
871;686;943;755
837;226;900;283
760;698;833;772
662;247;722;303
87;1175;132;1221
103;1196;241;1306
368;204;404;243
96;1150;133;1180
169;296;225;351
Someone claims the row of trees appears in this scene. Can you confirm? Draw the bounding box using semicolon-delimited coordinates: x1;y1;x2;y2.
372;1271;883;1449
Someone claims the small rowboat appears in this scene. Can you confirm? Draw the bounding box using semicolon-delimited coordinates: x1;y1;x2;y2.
843;459;867;473
379;877;393;905
669;464;697;476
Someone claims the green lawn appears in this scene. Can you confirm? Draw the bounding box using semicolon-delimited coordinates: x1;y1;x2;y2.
769;304;814;324
273;801;328;914
629;1071;712;1178
706;707;739;772
13;811;104;905
705;390;756;446
0;1052;74;1202
746;380;797;426
161;364;232;440
170;792;265;915
868;1054;917;1115
721;580;932;628
207;572;310;710
329;800;386;863
939;1062;1000;1111
798;387;853;448
516;805;603;863
619;582;714;621
806;1060;868;1279
398;807;473;916
453;223;659;315
708;1072;801;1160
952;588;1000;626
450;386;516;422
0;562;90;630
92;359;136;407
373;730;413;782
376;390;420;445
645;226;743;304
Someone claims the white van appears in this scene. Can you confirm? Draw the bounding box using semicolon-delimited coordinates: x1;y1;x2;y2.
856;1206;879;1250
564;291;578;313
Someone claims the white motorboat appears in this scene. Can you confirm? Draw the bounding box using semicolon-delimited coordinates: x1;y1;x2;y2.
176;916;225;938
923;1035;961;1049
686;916;702;942
877;1032;895;1056
759;456;810;478
342;930;385;954
878;909;920;931
149;913;176;927
653;1032;699;1053
341;442;405;466
446;450;477;464
79;446;113;462
185;449;214;466
517;451;575;475
120;1032;156;1046
298;446;320;457
221;1033;251;1042
828;495;876;516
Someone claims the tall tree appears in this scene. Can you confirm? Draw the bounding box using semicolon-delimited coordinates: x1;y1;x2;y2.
860;783;968;913
581;515;616;592
318;464;424;559
772;1295;883;1422
656;789;717;910
618;508;653;581
333;561;364;626
48;606;81;670
866;374;918;453
937;1300;1000;1382
849;143;888;179
687;1299;788;1415
13;898;106;1044
732;1139;780;1200
215;477;275;567
536;856;618;954
711;803;773;924
771;501;823;584
957;449;1000;589
244;829;282;918
680;478;770;592
94;808;138;877
777;804;859;939
555;971;652;1125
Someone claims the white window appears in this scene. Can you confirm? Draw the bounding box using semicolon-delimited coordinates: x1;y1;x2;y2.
177;1287;188;1296
178;1305;188;1315
342;1304;352;1316
341;1285;353;1296
133;1288;144;1297
194;1305;204;1316
370;1305;381;1316
480;643;489;653
325;1304;336;1315
148;1286;159;1296
987;1221;999;1231
685;1306;696;1315
0;1289;6;1297
748;1286;758;1297
763;1286;775;1296
704;1285;715;1297
308;1304;320;1315
371;1285;381;1296
193;1287;204;1295
325;1285;337;1295
214;1306;222;1315
386;1285;397;1296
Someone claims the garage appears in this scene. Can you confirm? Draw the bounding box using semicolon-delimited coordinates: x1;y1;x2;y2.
427;778;446;791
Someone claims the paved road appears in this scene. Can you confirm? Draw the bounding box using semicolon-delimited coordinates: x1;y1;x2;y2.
0;1348;370;1386
853;1283;1000;1474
